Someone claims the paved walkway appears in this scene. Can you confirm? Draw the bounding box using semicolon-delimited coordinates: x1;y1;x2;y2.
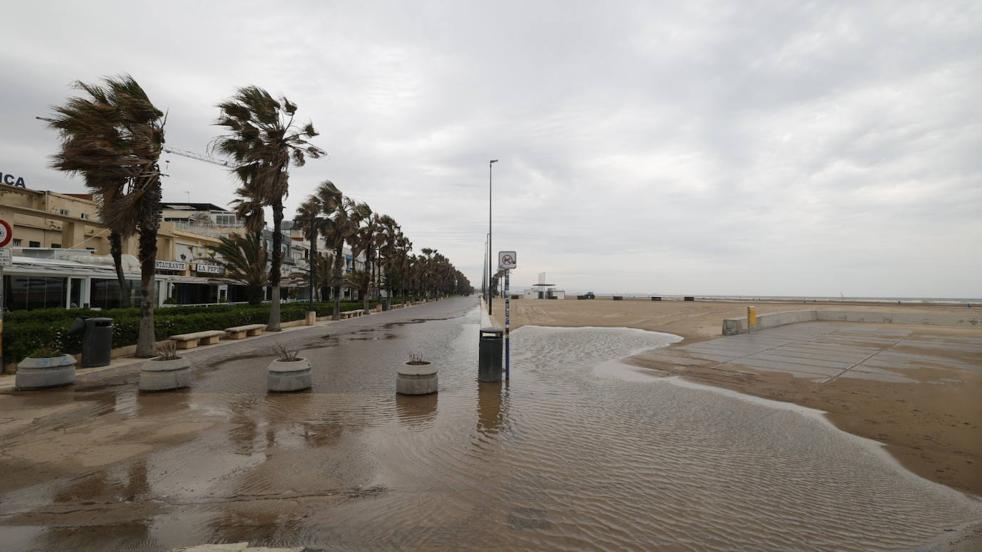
0;300;452;391
638;321;982;383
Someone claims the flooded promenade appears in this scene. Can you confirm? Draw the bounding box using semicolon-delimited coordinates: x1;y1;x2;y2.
0;297;979;550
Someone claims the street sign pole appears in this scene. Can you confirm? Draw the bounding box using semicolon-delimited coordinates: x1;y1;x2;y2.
0;263;4;370
497;250;516;383
0;219;13;369
504;269;510;381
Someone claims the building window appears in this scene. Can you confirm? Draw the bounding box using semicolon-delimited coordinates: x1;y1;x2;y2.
12;239;21;247
89;279;140;309
51;243;61;248
80;213;90;220
215;214;236;226
2;276;67;310
29;241;41;248
58;208;70;216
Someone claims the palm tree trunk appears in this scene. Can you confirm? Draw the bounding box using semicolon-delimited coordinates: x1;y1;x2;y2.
333;244;344;320
362;246;371;313
135;181;162;358
109;231;131;308
268;199;284;331
308;229;317;307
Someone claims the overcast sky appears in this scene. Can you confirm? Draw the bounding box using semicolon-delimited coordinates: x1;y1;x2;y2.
2;1;980;297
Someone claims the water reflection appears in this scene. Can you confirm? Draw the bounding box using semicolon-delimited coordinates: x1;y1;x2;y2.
476;382;504;435
136;388;191;416
395;393;438;430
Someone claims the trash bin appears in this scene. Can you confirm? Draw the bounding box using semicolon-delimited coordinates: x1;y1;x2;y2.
478;327;503;383
382;297;391;311
69;317;113;368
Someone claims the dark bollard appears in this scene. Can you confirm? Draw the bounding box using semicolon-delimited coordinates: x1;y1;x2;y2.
478;327;504;383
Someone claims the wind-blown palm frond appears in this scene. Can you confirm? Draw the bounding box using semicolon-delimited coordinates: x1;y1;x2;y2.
47;74;165;356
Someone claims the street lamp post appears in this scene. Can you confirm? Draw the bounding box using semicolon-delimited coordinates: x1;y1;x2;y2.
488;159;498;315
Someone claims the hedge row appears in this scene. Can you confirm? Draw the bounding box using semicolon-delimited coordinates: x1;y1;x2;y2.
2;300;377;364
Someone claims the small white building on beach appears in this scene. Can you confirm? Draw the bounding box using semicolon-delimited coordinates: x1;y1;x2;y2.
525;272;566;300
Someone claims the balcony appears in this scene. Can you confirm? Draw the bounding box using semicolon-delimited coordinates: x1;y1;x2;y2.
172;221;243;238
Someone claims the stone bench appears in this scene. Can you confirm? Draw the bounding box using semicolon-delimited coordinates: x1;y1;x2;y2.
224;324;266;340
171;330;225;349
341;310;362;319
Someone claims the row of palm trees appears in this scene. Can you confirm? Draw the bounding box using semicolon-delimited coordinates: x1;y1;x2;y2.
47;75;471;357
292;181;473;321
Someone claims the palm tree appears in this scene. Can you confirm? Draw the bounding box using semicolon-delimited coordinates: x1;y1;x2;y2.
316;182;356;320
376;215;401;303
47;75;166;357
207;233;268;304
349;202;377;312
294;195;324;307
213;86;324;331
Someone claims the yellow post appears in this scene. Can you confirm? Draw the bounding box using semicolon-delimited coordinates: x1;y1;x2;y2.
747;306;758;332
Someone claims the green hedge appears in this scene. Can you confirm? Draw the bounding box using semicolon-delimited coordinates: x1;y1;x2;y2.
3;300;375;364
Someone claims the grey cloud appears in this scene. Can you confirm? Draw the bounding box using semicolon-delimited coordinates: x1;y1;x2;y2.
2;0;980;297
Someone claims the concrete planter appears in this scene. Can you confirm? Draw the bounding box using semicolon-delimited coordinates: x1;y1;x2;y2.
268;358;312;392
139;357;192;392
397;362;438;395
15;354;76;390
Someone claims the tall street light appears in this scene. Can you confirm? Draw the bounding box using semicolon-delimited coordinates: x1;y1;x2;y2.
488;159;498;315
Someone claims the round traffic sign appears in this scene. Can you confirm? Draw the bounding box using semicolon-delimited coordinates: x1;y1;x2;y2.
0;219;12;248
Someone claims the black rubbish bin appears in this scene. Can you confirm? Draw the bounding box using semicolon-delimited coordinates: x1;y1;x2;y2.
81;317;113;368
478;327;503;383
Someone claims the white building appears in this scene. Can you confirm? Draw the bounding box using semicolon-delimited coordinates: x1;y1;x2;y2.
525;272;566;300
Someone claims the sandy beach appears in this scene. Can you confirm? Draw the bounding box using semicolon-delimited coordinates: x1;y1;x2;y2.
493;298;982;497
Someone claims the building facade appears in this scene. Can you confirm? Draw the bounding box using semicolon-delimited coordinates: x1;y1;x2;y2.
1;184;363;311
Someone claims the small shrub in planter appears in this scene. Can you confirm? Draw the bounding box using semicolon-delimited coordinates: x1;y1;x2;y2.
15;343;76;390
139;341;192;392
267;344;311;393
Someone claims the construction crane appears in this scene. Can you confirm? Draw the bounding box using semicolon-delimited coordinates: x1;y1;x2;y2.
163;147;228;167
36;116;227;168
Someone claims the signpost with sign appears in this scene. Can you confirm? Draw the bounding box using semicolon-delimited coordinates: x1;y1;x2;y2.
0;218;12;368
0;219;11;248
498;251;517;381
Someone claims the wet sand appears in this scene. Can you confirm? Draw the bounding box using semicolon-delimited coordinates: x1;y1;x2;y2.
492;298;982;497
0;297;979;550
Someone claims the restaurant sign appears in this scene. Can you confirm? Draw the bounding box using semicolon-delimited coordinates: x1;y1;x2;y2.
154;260;187;271
195;263;224;275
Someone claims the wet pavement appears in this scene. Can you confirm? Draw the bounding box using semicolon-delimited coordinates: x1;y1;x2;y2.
0;297;979;551
640;321;982;383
